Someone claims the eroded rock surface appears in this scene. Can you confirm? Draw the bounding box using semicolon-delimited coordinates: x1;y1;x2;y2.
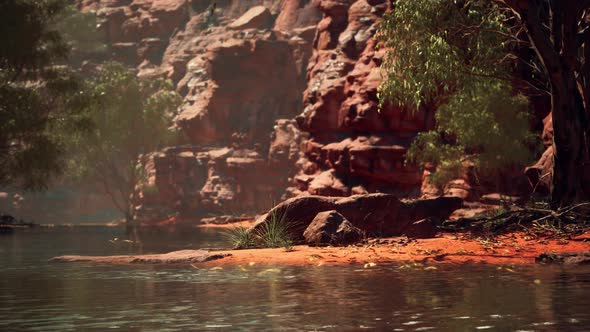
132;143;304;223
252;194;463;239
76;0;322;223
288;0;436;198
303;210;363;245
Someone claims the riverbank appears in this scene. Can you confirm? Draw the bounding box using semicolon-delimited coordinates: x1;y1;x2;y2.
50;231;590;266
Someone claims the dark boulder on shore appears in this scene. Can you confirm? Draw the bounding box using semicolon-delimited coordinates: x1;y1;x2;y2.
303;210;363;246
251;194;463;240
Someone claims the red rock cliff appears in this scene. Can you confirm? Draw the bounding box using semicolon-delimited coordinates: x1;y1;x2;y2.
78;0;484;225
77;0;322;223
289;0;433;198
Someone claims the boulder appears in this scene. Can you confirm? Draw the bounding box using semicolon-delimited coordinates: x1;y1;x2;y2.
403;218;438;239
303;210;363;245
252;194;463;239
274;0;322;32
307;170;350;196
228;6;273;30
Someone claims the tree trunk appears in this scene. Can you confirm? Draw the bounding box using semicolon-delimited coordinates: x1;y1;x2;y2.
510;0;590;208
550;72;589;208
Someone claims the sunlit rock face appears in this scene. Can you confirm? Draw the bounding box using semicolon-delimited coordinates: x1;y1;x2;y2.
76;0;321;223
290;0;434;199
77;0;448;224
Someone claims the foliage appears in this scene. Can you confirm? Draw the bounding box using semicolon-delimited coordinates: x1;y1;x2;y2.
406;81;537;185
225;226;257;249
377;0;538;185
69;63;182;221
226;210;294;250
255;210;294;249
0;0;92;190
54;5;107;63
0;0;69;74
378;0;516;109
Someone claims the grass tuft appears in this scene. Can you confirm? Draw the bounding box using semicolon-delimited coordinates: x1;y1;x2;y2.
225;208;295;250
255;209;294;249
225;226;257;249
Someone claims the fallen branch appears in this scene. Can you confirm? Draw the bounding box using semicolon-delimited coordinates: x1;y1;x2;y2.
441;202;590;238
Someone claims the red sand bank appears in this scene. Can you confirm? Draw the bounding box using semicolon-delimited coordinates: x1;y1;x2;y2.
51;231;590;267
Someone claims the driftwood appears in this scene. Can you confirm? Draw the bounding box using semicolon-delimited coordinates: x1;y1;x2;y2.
441;202;590;237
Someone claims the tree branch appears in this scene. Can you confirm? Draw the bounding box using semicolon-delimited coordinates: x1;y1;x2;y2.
550;0;563;55
518;1;562;85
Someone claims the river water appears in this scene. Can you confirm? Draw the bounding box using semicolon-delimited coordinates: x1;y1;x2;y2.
1;227;589;331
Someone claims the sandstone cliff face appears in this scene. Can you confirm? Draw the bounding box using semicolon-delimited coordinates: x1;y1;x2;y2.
81;0;501;226
290;0;433;198
77;0;442;224
77;0;321;223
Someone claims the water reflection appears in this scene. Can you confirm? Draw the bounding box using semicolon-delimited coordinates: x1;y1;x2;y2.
1;228;589;331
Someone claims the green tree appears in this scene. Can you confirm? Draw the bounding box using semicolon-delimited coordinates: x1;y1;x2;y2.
406;81;536;187
379;0;590;207
378;0;537;189
55;5;107;65
494;0;590;207
0;0;91;190
71;63;181;223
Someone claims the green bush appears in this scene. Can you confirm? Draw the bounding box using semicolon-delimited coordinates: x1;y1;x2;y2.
377;0;539;187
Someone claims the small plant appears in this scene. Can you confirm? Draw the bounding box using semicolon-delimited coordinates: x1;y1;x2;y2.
225;226;257;249
224;208;296;250
255;209;294;249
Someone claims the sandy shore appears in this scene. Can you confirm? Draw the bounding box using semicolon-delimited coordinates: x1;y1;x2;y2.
50;231;590;266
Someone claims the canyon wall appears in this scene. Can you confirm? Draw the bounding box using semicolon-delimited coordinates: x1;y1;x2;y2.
288;0;433;199
77;0;322;223
77;0;443;224
77;0;537;225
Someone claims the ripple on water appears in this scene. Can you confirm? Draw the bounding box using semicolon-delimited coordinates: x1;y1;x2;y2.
3;228;590;332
